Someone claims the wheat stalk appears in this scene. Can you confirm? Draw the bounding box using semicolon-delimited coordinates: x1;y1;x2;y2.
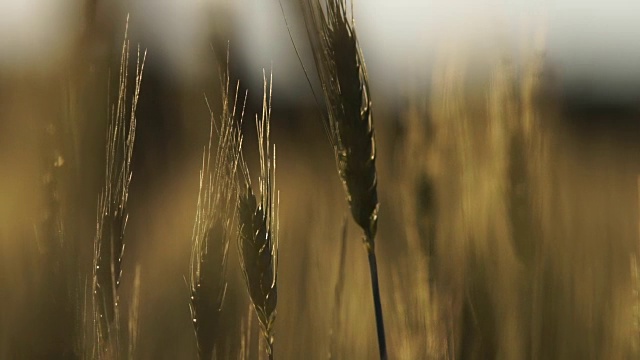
127;265;141;359
299;0;386;358
237;71;278;360
92;17;146;357
189;62;245;360
34;110;78;358
329;216;348;359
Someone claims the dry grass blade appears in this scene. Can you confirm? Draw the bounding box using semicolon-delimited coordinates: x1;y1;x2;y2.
92;17;146;356
189;63;245;360
299;0;386;358
238;71;279;360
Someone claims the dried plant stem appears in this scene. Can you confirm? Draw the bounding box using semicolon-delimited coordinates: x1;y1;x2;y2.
128;265;141;359
329;216;348;358
36;114;78;358
366;239;387;359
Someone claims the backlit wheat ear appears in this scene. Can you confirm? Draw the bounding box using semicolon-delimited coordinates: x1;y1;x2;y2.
300;0;378;241
189;64;245;360
92;17;146;356
238;71;278;360
299;1;386;358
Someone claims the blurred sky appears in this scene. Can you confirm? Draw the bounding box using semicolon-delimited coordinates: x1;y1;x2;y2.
1;0;640;105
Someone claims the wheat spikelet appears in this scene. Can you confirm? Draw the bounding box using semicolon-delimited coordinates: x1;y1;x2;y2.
189;64;245;360
92;17;146;355
238;72;278;360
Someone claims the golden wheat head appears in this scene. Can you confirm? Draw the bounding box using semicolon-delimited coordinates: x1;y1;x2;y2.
92;18;146;354
300;0;378;244
238;72;279;359
299;2;387;358
189;67;245;360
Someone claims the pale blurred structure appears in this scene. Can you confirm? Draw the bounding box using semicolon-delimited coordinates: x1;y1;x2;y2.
2;0;639;104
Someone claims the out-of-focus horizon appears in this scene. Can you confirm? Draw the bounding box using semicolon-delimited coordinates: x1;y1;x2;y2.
2;0;640;109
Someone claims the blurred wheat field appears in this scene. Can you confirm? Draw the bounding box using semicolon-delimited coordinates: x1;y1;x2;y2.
1;2;640;360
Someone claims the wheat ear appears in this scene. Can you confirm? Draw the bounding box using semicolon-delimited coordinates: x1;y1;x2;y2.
189;64;245;360
92;17;146;356
238;72;278;360
299;1;386;358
